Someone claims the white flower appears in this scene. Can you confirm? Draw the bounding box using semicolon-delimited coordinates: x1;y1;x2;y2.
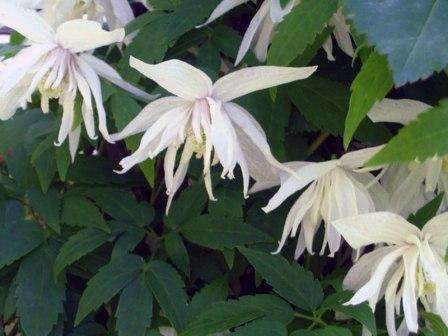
259;147;388;258
111;58;317;212
333;212;448;336
0;2;153;160
198;1;354;65
368;98;448;216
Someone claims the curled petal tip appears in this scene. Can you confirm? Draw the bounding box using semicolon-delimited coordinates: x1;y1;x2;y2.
54;141;63;147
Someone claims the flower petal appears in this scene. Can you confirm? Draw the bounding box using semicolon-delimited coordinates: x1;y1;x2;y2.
56;19;124;53
332;212;421;249
385;264;405;336
130;57;213;101
340;146;384;170
0;2;54;44
197;0;248;28
68;126;81;162
212;65;317;102
423;212;448;251
80;54;157;102
368;98;431;126
401;247;419;333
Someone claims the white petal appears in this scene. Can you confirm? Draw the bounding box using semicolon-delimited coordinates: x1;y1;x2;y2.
164;144;178;194
0;2;54;43
197;0;248;27
263;160;338;213
330;10;354;58
423;212;448;250
110;0;135;26
253;16;275;63
130;57;213;101
56;90;76;146
234;1;270;65
346;246;407;308
80;54;157;102
340;145;384;170
423;157;442;193
68;126;81;162
401;247;419;333
368;99;431;126
332;212;421;249
56;20;124;53
385;265;405;336
73;66;97;139
213;65;317;102
111;98;190;141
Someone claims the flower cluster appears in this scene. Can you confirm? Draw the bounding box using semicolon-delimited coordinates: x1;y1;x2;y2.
0;1;447;335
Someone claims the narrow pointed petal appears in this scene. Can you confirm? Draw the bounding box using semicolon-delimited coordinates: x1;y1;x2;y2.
110;0;135;26
56;20;124;53
368;98;431;125
130;57;213;101
197;0;248;27
385;265;405;336
0;2;54;44
401;248;419;333
332;212;421;249
234;1;270;65
80;54;158;102
340;146;384;170
253;17;275;62
212;65;317;102
68;126;81;162
423;212;448;250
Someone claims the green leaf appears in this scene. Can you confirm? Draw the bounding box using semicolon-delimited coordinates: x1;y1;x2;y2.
62;196;110;232
27;187;61;233
111;94;155;187
85;187;154;226
368;100;448;166
409;193;445;229
320;291;377;336
16;244;65;336
145;260;188;331
54;228;111;277
345;0;448;86
0;202;44;269
164;231;190;275
111;228;145;260
233;318;287;336
343;52;393;148
422;312;448;336
75;254;144;325
288;76;391;144
290;326;352;336
268;0;337;66
187;279;229;322
181;214;272;250
116;275;153;336
55;143;71;181
30;134;57;193
237;295;294;325
238;247;323;311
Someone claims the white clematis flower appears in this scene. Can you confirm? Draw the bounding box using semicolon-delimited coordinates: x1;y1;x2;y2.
368;99;448;216
111;58;317;212
333;212;448;336
198;1;353;65
0;2;153;161
258;146;388;259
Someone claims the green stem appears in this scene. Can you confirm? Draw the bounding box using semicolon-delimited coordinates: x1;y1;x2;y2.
294;312;327;327
306;132;330;157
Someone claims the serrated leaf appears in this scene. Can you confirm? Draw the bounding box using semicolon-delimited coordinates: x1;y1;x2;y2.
288;76;391;145
111;94;155;187
75;254;143;325
233;318;287;336
268;0;337;66
368;100;448;166
0;202;44;269
16;244;65;336
164;231;190;275
237;295;294;325
238;247;323;311
111;228;145;260
116;275;153;336
344;52;393;148
409;193;444;229
54;228;111;277
181;214;272;250
187;279;229;322
62;196;110;232
145;260;188;331
55;143;71;181
345;0;448;86
27;187;61;233
31;134;57;193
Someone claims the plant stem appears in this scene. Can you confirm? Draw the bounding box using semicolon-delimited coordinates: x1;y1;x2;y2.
306;132;330;157
294;312;327;327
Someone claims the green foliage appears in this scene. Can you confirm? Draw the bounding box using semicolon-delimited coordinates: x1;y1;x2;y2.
368;100;448;165
409;193;445;228
268;0;337;66
345;0;448;86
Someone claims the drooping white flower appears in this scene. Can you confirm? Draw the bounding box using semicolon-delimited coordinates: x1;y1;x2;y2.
258;146;388;259
111;58;317;212
0;2;153;160
368;99;448;216
333;212;448;336
198;0;354;65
